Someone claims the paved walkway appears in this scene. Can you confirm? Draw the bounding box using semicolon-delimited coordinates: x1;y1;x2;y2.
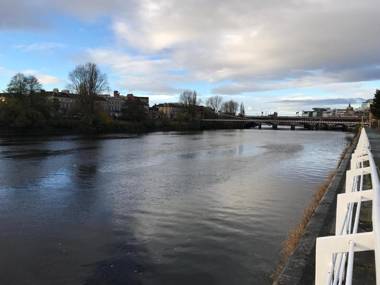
354;128;380;284
276;129;379;285
367;128;380;165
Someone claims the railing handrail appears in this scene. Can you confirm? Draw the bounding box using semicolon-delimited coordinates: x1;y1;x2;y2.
315;128;380;284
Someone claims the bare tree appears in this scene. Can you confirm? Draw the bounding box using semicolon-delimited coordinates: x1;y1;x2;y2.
7;73;42;95
178;90;201;120
206;96;223;113
239;102;245;117
68;63;108;115
179;90;199;106
222;100;239;115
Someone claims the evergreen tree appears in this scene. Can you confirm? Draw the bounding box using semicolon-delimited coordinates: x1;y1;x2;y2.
371;89;380;118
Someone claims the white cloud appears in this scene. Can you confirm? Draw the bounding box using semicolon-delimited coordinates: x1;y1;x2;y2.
23;70;61;85
103;0;380;95
1;0;380;97
15;42;65;52
86;48;184;94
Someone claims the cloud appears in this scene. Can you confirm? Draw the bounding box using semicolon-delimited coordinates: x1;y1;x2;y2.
86;48;184;94
23;70;61;85
0;66;61;89
106;0;380;94
36;74;61;85
0;0;132;29
1;0;380;95
109;0;380;83
14;42;65;52
274;98;365;105
0;0;46;29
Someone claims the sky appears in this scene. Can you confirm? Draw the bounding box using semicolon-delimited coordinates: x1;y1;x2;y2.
0;0;379;115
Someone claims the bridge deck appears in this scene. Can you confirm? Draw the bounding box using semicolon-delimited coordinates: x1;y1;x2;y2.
202;116;363;127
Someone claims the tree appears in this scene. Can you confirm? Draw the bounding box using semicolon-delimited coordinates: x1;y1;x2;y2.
0;73;54;128
206;96;223;113
221;100;239;115
239;102;245;117
121;100;147;121
371;90;380;118
68;63;108;116
25;76;42;94
7;73;42;95
179;90;200;120
179;90;199;106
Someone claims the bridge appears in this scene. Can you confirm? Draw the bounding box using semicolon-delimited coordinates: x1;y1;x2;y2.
201;116;365;130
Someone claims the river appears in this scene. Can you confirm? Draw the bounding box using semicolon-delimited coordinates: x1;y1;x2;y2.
0;129;352;284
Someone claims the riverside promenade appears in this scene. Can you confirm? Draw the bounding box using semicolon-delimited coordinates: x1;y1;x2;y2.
275;133;358;284
367;129;380;174
276;129;380;285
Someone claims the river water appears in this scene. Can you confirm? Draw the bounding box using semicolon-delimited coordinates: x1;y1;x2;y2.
0;129;352;285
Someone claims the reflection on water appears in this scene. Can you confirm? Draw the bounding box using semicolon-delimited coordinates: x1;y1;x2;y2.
0;130;352;285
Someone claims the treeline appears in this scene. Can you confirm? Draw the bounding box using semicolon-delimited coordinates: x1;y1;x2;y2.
0;73;56;128
178;90;245;118
205;95;245;116
0;63;114;131
0;62;247;133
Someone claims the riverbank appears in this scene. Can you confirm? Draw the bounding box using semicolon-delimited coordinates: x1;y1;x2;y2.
273;131;359;284
0;119;357;137
0;119;205;136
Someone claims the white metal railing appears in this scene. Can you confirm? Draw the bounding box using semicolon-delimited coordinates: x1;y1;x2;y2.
315;128;380;284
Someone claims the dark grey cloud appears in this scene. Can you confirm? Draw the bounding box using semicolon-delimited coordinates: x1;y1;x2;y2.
0;0;46;29
0;0;134;29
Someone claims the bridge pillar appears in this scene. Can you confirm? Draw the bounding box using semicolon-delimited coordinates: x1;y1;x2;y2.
290;125;295;131
272;124;278;130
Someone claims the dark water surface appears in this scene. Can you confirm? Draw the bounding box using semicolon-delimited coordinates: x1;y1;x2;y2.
0;129;351;285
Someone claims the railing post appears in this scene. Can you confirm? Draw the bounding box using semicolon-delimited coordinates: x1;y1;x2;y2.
368;152;380;284
315;128;379;285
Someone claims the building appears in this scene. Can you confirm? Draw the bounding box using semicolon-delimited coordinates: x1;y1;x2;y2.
361;99;373;111
106;97;124;118
157;103;186;119
106;90;149;118
44;90;77;114
302;105;360;118
126;93;149;105
149;105;160;119
331;104;356;117
0;93;9;103
156;103;211;120
47;90;149;118
302;108;330;118
0;89;150;119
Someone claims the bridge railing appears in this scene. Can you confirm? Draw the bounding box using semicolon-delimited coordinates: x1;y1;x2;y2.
315;128;379;284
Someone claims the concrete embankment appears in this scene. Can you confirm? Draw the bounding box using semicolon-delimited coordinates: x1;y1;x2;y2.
201;120;249;130
274;134;358;285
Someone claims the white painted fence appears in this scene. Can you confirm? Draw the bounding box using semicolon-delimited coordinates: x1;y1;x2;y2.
315;128;379;284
